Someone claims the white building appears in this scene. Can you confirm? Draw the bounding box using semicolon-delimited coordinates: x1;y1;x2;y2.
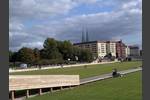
125;46;130;57
97;42;107;57
106;42;116;57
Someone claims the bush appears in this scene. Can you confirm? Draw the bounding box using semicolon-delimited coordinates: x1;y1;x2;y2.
36;59;64;66
111;56;116;61
9;62;22;68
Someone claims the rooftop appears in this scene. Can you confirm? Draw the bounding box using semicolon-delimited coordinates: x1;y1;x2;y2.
73;40;123;45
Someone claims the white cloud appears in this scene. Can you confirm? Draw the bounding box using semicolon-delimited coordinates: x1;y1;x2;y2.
9;21;24;31
9;0;142;51
9;0;77;20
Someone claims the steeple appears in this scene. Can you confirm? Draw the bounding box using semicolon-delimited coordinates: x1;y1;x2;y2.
86;29;89;42
82;29;85;43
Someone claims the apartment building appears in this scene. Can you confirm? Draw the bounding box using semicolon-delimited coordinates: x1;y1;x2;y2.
129;46;140;56
125;46;130;57
116;41;126;58
97;42;107;57
74;41;100;58
74;40;116;58
106;41;116;57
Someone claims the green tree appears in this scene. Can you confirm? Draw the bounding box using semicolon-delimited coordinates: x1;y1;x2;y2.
72;46;82;61
80;48;93;62
18;47;35;64
43;38;62;59
49;50;63;59
58;40;73;60
9;50;13;62
43;38;57;51
33;48;40;65
33;48;40;60
105;52;112;59
9;51;19;67
40;49;47;59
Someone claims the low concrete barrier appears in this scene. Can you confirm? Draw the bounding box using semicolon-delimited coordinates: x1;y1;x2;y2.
9;75;80;91
9;61;119;73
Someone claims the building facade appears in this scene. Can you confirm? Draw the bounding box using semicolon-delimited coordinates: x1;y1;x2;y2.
106;41;116;57
129;46;140;56
125;46;130;57
74;40;117;58
116;41;126;58
74;41;98;57
97;42;107;57
74;40;140;59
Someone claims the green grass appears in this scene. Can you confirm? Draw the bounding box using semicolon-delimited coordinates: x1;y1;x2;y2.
10;61;142;79
27;71;142;100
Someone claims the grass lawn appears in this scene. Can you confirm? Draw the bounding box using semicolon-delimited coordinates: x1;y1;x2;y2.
10;61;142;79
27;71;142;100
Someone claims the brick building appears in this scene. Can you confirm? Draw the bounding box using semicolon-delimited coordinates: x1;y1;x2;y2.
116;40;126;58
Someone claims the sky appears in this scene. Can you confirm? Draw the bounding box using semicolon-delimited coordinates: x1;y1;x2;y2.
9;0;142;51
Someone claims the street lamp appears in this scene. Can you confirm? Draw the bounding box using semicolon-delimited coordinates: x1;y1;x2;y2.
68;58;70;64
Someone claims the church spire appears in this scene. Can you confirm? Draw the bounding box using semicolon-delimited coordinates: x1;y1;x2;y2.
82;29;85;43
86;28;89;42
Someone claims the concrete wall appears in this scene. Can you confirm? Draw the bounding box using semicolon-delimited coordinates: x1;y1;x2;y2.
9;75;80;91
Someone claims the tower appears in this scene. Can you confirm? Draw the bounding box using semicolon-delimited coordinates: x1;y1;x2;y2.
86;29;89;42
81;27;90;43
82;29;85;43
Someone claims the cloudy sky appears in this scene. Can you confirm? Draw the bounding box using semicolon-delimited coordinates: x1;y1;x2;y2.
9;0;142;51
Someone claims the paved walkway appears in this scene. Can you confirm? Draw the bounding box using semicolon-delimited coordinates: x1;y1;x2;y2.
9;61;118;73
80;67;142;84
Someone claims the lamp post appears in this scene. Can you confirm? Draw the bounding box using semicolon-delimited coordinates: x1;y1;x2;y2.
68;58;70;64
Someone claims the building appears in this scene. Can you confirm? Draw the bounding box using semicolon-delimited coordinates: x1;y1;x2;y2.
74;41;103;58
116;40;126;58
106;41;116;57
129;46;140;57
74;40;117;58
125;46;130;57
97;41;107;57
78;30;127;58
140;50;142;56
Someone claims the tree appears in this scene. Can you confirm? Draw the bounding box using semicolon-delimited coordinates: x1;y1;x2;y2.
105;52;112;59
33;48;40;60
49;50;63;59
33;48;40;65
116;53;118;58
108;52;112;59
18;47;35;64
58;40;73;60
43;38;58;51
9;51;19;67
40;49;47;59
72;46;81;61
79;48;93;62
9;50;13;62
43;38;62;59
